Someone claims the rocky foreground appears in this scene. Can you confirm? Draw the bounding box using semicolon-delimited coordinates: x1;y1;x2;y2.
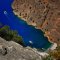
12;0;60;44
0;37;49;60
0;37;60;60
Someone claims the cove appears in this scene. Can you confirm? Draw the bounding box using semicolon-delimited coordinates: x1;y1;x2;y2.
0;0;52;49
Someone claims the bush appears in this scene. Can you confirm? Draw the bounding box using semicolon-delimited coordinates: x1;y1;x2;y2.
0;25;24;46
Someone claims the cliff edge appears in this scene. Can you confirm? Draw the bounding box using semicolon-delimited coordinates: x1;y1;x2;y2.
0;37;43;60
12;0;60;44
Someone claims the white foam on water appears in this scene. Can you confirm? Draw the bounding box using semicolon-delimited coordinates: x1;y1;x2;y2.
50;43;57;50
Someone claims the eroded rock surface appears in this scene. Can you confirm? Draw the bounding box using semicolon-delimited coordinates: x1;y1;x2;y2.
0;37;42;60
12;0;60;44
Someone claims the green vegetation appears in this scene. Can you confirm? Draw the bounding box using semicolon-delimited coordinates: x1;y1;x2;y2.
48;46;60;60
42;46;60;60
42;56;53;60
0;25;25;46
0;24;60;60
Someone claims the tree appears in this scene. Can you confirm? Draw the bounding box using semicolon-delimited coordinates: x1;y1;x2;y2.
0;25;24;46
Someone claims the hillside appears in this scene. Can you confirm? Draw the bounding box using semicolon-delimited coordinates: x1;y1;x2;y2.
12;0;60;44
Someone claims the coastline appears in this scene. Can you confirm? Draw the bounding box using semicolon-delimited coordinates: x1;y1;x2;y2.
12;0;57;50
13;11;37;27
12;0;60;49
13;10;53;44
12;10;55;50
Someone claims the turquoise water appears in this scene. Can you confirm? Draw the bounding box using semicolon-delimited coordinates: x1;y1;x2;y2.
0;0;52;49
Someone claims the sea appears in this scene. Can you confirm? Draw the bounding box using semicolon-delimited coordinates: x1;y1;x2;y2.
0;0;52;50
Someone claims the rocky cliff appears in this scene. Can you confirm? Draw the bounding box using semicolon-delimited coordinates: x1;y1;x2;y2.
12;0;60;44
0;37;44;60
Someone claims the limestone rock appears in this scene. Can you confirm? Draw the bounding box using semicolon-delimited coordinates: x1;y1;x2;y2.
12;0;60;44
0;37;42;60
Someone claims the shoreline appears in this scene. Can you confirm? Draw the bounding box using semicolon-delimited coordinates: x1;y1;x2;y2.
13;11;37;26
12;0;60;50
12;10;57;50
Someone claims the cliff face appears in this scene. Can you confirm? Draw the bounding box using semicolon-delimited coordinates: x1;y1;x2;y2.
0;37;43;60
12;0;60;44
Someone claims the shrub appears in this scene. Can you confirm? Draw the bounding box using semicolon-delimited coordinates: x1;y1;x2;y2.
0;25;24;46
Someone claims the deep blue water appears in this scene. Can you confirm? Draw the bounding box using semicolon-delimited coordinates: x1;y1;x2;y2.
0;0;52;49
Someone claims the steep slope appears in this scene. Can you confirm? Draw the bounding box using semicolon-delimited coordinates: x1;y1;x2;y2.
0;37;42;60
12;0;60;44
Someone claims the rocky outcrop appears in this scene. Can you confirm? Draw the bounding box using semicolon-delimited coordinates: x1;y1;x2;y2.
12;0;60;44
0;37;43;60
